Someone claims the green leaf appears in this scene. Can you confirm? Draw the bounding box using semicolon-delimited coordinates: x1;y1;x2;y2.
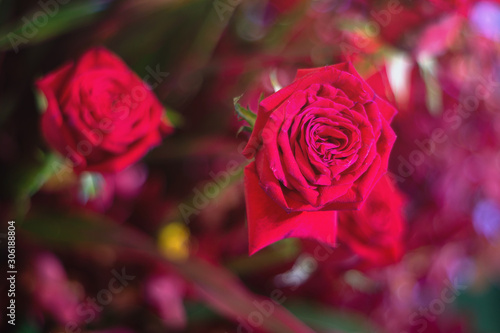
165;108;184;128
456;283;500;333
0;1;106;52
20;212;315;333
20;213;157;253
287;302;381;333
226;238;301;275
15;319;41;333
259;92;266;102
236;125;252;137
234;95;256;128
10;150;63;201
34;88;47;113
184;301;220;323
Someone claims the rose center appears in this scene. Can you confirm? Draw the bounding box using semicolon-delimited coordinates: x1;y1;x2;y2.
308;118;359;163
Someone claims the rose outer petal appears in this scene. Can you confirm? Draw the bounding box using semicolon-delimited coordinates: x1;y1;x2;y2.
245;162;338;255
73;46;130;75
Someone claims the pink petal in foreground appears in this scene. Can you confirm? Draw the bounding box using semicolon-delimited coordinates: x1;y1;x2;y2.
245;162;338;255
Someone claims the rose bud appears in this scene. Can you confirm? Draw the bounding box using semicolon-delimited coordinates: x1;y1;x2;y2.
37;47;172;173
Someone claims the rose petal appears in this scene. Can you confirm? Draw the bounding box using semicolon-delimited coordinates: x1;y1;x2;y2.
245;163;337;255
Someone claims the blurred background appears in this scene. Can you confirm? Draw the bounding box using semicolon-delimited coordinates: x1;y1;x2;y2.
2;0;500;332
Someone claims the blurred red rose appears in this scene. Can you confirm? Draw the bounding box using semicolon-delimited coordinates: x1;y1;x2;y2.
243;63;398;254
338;175;405;266
37;47;172;173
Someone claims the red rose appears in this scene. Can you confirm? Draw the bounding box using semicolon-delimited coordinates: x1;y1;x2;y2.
338;175;405;266
37;47;172;173
243;63;397;254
